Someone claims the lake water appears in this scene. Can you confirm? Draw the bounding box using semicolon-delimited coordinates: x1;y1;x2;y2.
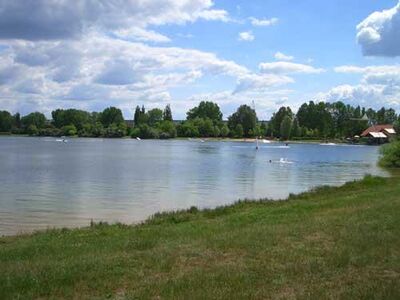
0;136;388;235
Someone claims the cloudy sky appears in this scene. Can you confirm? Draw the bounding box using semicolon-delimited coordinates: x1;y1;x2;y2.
0;0;399;120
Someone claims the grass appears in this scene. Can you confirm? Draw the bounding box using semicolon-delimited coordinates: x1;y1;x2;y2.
1;175;400;299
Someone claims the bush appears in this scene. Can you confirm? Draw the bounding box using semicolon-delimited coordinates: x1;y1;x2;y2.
130;127;141;138
157;121;176;139
27;124;38;136
138;124;159;139
379;140;400;168
61;124;77;136
38;127;62;137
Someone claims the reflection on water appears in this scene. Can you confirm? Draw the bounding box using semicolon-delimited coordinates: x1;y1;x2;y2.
0;137;388;235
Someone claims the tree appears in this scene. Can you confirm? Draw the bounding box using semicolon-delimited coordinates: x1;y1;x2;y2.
291;118;300;138
158;120;177;139
234;124;244;138
296;101;333;138
13;113;21;129
21;112;46;129
133;105;147;126
134;106;141;126
187;101;222;123
100;107;124;127
213;126;221;137
227;105;257;137
138;124;159;139
220;124;230;137
280;115;292;140
197;118;214;137
260;122;268;137
163;104;173;121
270;106;293;137
0;110;13;132
394;117;400;135
27;124;38;136
177;121;199;137
384;108;397;124
147;108;163;126
61;124;77;136
51;109;90;130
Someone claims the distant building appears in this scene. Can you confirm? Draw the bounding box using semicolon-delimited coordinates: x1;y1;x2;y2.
361;125;396;143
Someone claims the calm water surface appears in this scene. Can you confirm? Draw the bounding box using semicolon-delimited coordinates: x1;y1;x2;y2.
0;136;388;235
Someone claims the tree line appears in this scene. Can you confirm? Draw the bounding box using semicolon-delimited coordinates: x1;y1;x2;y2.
269;102;399;140
0;100;399;139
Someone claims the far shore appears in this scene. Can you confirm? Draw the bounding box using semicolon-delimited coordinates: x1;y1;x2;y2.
0;133;359;145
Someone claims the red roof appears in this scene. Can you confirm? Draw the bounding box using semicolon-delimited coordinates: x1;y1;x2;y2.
361;124;394;137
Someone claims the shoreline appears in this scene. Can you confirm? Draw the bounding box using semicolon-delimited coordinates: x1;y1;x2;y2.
1;134;358;145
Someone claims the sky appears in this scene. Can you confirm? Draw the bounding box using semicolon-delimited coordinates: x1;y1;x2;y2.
0;0;399;120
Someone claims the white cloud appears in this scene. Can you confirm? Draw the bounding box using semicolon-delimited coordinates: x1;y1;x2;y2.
196;9;229;22
356;1;400;56
0;0;229;42
233;74;293;94
238;31;254;41
0;31;297;115
317;84;396;108
274;52;294;61
259;61;324;74
0;1;306;118
334;65;400;75
320;64;400;109
114;28;171;43
249;17;278;27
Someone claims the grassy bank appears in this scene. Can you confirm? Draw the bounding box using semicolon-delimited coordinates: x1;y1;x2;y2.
1;175;400;299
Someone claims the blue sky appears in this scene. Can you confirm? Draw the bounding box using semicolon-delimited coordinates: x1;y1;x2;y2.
0;0;399;120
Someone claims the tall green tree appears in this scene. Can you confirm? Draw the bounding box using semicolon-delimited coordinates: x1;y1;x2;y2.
163;104;173;121
99;107;124;127
234;124;244;138
269;106;293;137
21;112;46;129
134;106;142;126
291;118;300;138
187;101;222;123
0;111;13;132
51;109;91;130
13;113;21;129
147;108;163;126
280;115;293;140
227;105;257;137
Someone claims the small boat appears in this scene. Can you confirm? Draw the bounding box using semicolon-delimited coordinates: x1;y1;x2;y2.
262;139;271;144
136;137;141;141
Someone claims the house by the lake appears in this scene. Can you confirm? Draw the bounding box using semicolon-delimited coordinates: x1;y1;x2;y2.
361;125;396;144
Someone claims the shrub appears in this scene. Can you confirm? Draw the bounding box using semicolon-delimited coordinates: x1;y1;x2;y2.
130;127;141;138
139;124;159;139
27;124;38;136
157;121;177;139
379;140;400;168
61;124;77;136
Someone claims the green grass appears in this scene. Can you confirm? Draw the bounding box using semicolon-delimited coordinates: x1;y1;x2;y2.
1;175;400;299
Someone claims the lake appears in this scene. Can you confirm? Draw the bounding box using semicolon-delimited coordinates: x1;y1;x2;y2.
0;136;388;235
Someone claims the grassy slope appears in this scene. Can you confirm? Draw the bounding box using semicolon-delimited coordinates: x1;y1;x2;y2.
1;175;400;299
